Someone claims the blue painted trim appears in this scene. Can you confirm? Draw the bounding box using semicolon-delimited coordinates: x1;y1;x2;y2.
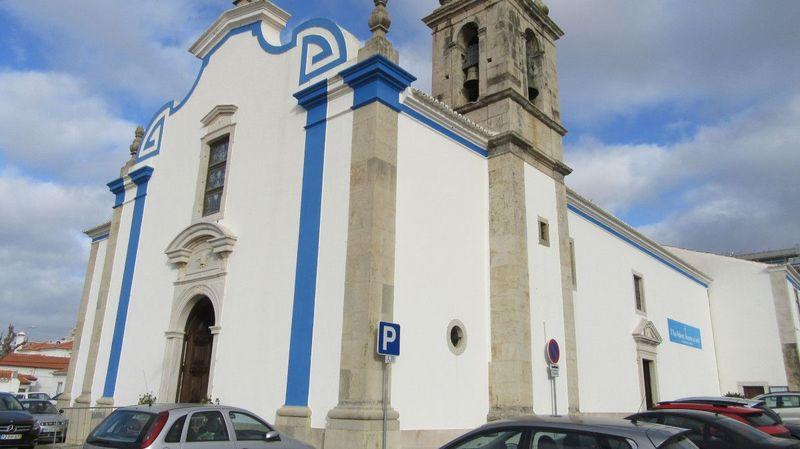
102;166;154;398
788;275;800;292
340;55;416;112
91;233;110;243
136;18;349;163
107;178;126;209
284;82;328;407
567;203;709;288
400;104;489;158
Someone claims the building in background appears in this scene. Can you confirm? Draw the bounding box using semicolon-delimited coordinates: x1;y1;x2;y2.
0;352;69;396
737;246;800;272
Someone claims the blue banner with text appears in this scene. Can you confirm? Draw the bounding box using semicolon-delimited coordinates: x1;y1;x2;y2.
668;318;702;349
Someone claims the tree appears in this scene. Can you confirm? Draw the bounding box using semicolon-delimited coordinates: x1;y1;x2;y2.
0;324;17;359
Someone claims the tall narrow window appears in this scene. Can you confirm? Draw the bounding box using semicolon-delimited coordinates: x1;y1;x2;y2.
633;274;646;313
203;136;229;216
569;238;577;289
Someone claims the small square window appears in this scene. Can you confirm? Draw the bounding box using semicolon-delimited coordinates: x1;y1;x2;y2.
634;274;646;313
538;217;550;247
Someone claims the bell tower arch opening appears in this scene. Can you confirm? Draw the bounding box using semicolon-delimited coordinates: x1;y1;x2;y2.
177;296;215;403
460;22;481;103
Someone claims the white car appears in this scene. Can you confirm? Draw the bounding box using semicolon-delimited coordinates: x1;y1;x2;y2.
13;392;52;401
757;392;800;420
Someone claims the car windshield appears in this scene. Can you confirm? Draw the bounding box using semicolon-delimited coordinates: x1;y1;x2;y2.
23;401;59;414
659;435;700;449
28;393;49;400
0;395;24;411
87;410;155;447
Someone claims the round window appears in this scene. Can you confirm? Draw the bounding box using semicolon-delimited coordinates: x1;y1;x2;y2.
447;319;467;355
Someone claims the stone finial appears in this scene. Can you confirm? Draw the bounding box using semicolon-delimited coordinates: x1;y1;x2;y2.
129;126;144;158
359;0;398;62
368;0;391;37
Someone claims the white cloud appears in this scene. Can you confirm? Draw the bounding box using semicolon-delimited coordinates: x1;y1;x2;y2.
567;92;800;253
0;70;134;183
0;0;223;108
0;169;109;339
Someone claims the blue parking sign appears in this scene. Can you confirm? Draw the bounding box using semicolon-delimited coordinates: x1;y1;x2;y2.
377;321;400;357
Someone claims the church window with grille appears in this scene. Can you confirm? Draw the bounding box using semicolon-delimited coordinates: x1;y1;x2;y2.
203;136;229;216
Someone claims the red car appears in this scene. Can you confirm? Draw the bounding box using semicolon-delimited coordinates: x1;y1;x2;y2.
654;401;791;438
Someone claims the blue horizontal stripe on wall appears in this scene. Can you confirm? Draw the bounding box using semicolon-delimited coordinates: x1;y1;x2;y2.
400;104;489;158
788;275;800;291
284;80;329;407
567;203;709;288
103;166;154;398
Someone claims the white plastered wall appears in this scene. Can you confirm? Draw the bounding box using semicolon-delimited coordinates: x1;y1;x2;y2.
669;248;789;394
525;166;569;415
570;212;719;413
393;113;490;430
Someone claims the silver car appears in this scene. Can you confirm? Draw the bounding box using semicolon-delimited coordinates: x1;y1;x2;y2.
438;415;698;449
758;393;800;421
20;399;69;444
83;404;312;449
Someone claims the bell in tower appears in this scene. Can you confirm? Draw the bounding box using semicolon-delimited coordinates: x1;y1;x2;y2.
461;23;480;102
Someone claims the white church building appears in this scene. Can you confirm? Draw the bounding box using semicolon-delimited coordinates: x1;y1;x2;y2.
59;1;800;448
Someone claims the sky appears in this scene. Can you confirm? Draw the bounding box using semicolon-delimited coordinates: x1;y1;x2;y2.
0;0;798;340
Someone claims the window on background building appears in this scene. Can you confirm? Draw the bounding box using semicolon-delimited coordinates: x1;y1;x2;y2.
634;274;646;313
203;136;229;216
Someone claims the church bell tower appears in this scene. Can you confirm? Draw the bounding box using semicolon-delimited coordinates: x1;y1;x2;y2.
423;0;568;164
424;0;580;418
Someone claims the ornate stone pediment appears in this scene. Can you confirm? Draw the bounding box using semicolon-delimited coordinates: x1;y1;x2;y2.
165;222;237;278
632;319;663;348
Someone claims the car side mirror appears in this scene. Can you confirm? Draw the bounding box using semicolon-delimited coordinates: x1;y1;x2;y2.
264;431;281;442
59;409;64;414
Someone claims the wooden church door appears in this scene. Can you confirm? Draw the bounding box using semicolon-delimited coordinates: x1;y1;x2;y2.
178;298;215;403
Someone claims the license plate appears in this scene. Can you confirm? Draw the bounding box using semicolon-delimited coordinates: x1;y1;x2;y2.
0;434;22;440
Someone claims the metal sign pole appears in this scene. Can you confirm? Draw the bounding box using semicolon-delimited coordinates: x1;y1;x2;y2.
382;356;389;449
553;377;558;416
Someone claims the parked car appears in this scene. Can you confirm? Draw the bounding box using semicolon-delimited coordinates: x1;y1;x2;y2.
628;408;800;449
14;392;52;402
437;414;699;449
758;393;800;421
0;392;40;449
673;396;800;439
84;404;313;449
20;399;69;444
655;400;791;438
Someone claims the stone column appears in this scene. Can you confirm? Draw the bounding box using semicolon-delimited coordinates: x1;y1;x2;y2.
157;330;185;403
74;174;129;406
769;269;800;390
324;3;415;447
58;223;110;408
486;139;534;421
554;180;580;413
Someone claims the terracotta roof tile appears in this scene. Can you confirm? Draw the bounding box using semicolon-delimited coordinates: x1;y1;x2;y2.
18;341;73;352
0;353;69;370
17;373;37;385
0;370;12;380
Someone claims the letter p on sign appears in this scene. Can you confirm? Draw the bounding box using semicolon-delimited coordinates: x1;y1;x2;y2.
377;321;401;357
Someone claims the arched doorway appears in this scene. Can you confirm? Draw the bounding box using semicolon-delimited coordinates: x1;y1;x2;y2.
177;297;215;403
